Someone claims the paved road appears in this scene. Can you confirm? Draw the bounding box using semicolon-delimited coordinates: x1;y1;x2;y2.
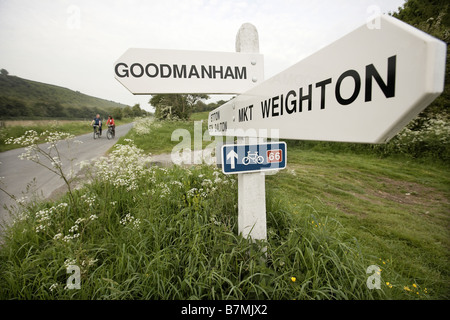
0;123;134;232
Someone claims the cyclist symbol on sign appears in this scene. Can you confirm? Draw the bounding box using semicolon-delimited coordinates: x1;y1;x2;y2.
242;151;264;165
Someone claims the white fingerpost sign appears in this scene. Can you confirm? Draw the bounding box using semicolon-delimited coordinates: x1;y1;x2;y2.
208;15;447;144
114;15;446;249
114;48;264;94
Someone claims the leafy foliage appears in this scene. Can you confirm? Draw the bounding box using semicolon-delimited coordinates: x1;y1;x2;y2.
150;94;209;120
393;0;449;119
192;98;230;113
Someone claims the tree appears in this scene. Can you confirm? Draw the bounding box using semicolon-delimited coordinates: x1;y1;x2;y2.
132;103;143;117
122;105;133;118
0;69;9;76
79;106;93;119
393;0;450;30
66;106;79;118
149;94;209;120
0;96;28;118
111;107;123;120
193;100;207;112
45;102;66;117
393;0;449;119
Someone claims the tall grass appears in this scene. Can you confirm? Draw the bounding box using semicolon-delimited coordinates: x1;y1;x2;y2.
0;141;394;300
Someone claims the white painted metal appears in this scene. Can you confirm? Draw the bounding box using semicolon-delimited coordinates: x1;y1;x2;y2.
208;15;447;144
114;48;264;94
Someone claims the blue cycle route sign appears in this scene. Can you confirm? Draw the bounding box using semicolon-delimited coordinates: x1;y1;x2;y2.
221;142;287;175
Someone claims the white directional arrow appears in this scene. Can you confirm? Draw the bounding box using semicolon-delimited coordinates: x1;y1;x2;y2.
226;149;238;169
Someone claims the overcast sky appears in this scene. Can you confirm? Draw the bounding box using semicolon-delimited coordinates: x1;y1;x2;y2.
0;0;405;112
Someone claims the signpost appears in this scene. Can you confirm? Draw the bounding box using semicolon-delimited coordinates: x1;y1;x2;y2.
222;142;287;174
208;15;447;144
115;15;446;247
114;48;264;94
206;15;446;244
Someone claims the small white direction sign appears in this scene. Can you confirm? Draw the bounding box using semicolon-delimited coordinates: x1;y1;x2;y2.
114;48;264;94
208;15;447;144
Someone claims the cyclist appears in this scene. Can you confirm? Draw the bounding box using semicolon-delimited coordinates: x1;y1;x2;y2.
106;115;115;136
91;114;102;136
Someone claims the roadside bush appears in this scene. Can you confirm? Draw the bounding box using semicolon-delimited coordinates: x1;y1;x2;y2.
374;115;450;161
132;117;154;136
285;115;450;162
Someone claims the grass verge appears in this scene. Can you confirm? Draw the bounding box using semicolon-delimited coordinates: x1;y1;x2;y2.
268;149;449;299
0;114;448;299
117;113;211;155
0;152;387;299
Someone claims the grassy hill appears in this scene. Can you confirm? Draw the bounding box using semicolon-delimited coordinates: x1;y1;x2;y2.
0;74;129;119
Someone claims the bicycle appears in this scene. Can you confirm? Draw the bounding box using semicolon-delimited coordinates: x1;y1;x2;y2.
242;151;264;165
93;125;101;139
106;125;115;140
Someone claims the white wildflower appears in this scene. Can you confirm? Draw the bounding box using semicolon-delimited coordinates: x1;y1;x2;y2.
64;258;77;268
133;117;153;135
74;218;85;225
202;179;212;186
91;142;152;190
69;224;79;233
120;213;141;230
171;181;183;187
53;233;63;240
49;283;59;292
78;160;90;169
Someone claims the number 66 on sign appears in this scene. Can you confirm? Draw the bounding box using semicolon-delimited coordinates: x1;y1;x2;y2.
267;149;283;163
